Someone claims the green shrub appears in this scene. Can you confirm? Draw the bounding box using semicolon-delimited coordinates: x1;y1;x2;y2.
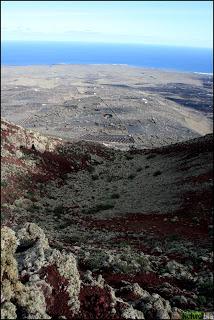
87;166;95;173
53;205;65;217
125;154;134;160
153;170;162;177
26;191;35;200
111;193;120;199
197;295;206;306
198;280;213;296
1;180;7;187
91;174;99;180
28;203;40;212
128;174;136;180
147;154;156;159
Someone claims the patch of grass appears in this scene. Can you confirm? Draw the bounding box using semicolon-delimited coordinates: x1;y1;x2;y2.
153;170;162;177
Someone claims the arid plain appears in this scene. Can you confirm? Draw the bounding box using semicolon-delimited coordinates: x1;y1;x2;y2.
1;65;213;149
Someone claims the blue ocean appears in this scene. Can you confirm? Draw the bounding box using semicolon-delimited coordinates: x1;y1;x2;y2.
2;41;213;73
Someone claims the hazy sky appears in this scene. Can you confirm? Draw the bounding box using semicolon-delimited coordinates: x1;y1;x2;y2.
1;1;213;48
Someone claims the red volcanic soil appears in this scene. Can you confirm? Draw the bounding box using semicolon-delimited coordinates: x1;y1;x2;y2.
88;186;213;246
39;264;73;319
78;285;118;320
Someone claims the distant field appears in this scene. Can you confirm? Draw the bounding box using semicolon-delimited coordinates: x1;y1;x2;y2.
1;64;213;149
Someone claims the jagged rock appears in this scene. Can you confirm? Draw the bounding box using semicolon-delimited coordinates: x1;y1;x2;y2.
156;308;170;319
117;283;150;302
172;295;188;306
136;291;172;320
14;198;33;209
1;302;17;320
90;154;103;164
1;226;50;319
1;223;81;319
170;307;182;319
166;260;194;281
152;246;163;254
121;305;145;319
170;216;179;223
1;227;19;302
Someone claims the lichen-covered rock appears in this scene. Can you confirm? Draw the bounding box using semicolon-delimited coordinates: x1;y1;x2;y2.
165;260;194;282
1;227;19;305
121;305;145;319
16;223;49;273
80;249;152;274
15;284;50;319
16;222;48;248
1;302;17;320
136;291;172;320
1;223;81;319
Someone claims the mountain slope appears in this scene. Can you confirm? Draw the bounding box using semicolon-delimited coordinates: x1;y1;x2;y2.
1;118;213;319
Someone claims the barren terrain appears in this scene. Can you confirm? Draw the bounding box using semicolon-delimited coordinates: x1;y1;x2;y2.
1;117;213;319
1;65;213;319
1;65;213;150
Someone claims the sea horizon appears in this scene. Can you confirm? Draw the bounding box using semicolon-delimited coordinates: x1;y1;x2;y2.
2;41;213;74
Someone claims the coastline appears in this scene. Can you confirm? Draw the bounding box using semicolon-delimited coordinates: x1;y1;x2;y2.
2;41;212;74
1;63;213;76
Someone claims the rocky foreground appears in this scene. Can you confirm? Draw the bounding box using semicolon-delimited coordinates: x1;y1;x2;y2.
1;118;213;319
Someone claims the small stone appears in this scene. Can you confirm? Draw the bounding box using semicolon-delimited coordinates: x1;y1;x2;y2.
170;216;179;223
111;308;116;315
156;309;170;319
152;293;161;300
201;256;209;262
170;307;182;319
152;247;163;254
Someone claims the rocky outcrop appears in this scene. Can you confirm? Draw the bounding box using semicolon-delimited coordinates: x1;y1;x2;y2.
1;118;62;155
1;223;150;320
1;223;80;319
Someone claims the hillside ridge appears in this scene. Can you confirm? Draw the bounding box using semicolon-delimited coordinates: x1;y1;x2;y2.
1;118;213;319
